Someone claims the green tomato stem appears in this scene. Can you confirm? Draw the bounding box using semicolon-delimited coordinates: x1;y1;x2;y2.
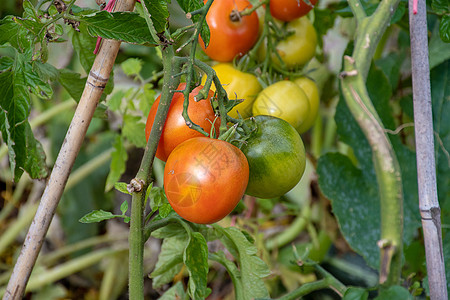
340;57;403;287
342;0;403;287
128;44;181;300
265;205;311;251
180;0;215;137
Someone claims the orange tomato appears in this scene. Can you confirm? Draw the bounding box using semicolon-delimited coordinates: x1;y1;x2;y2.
199;0;260;62
145;83;219;162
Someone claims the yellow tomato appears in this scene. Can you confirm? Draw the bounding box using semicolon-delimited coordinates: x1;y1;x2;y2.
252;80;310;129
260;17;317;69
293;77;320;133
203;63;262;118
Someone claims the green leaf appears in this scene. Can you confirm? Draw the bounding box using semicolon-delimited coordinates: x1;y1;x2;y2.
343;287;369;300
58;69;86;101
184;232;210;299
0;54;48;181
121;58;143;77
0;56;14;71
141;0;169;33
152;222;186;239
429;21;450;68
122;114;147;147
442;233;450;296
313;9;337;48
105;135;128;191
33;61;59;82
138;83;156;117
13;16;45;37
107;89;126;112
79;209;117;223
158;203;173;218
115;182;131;195
158;281;186;300
151;236;186;288
120;200;128;215
0;16;31;49
430;61;450;212
374;285;413;299
440;15;450;43
177;0;210;46
431;0;449;15
214;226;270;299
70;22;97;74
79;11;157;46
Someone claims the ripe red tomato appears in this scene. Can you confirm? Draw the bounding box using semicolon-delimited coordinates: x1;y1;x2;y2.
270;0;318;22
164;137;249;224
145;83;219;162
199;0;260;62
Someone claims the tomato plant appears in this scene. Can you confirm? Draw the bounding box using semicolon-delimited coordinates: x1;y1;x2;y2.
238;115;306;198
293;76;320;133
270;0;318;22
203;63;262;118
199;0;260;62
259;16;317;68
252;80;310;131
164;137;249;224
145;83;219;162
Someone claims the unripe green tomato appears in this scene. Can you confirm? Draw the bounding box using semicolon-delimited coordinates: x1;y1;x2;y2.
202;63;262;118
239;115;306;199
259;17;317;69
252;80;310;129
293;77;320;133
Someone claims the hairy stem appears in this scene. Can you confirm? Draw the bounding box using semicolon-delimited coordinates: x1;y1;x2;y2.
128;44;180;300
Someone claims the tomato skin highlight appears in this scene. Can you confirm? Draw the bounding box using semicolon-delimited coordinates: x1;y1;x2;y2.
202;63;262;118
200;0;260;62
239;115;306;199
270;0;318;22
164;137;249;224
145;83;219;162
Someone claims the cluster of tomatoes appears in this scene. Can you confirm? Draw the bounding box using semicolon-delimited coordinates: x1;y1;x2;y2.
200;0;320;135
145;0;319;225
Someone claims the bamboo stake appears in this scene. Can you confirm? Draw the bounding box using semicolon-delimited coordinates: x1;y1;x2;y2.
409;0;448;298
2;1;136;298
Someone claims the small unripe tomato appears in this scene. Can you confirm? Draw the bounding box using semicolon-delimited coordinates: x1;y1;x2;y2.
270;0;318;22
252;80;310;130
293;77;320;133
199;0;260;62
202;63;262;118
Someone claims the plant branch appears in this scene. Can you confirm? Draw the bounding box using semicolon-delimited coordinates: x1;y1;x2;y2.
350;0;401;80
341;0;404;288
347;0;366;24
409;0;448;298
340;57;403;286
2;1;136;299
127;44;181;300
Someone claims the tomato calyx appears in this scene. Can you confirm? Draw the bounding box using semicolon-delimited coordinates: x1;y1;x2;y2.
229;9;243;22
